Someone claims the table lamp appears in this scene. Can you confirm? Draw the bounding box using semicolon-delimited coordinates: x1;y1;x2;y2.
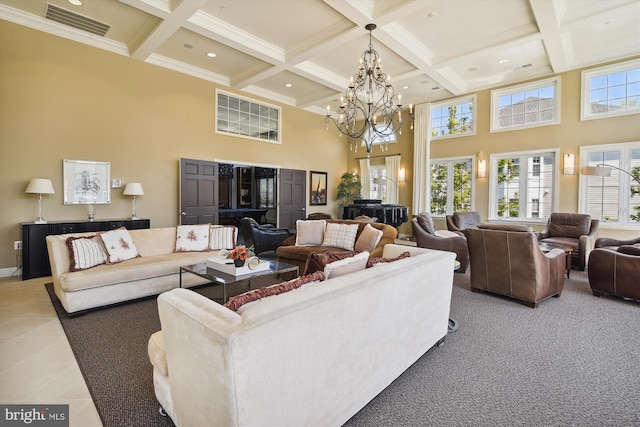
123;183;144;219
25;178;55;224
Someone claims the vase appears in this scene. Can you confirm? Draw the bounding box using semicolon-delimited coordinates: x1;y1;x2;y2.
233;258;244;268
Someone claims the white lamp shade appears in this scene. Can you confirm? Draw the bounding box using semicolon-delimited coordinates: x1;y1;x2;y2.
581;166;611;177
123;183;144;196
25;178;55;194
373;177;387;185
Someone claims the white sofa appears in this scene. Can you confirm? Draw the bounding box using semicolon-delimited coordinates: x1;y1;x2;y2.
46;227;217;314
148;244;455;426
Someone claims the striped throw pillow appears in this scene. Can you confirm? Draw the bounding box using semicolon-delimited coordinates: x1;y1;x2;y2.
66;236;107;272
209;225;237;250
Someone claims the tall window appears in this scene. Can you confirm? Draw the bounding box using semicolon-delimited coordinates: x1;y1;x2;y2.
581;59;640;121
430;95;476;139
430;158;473;215
579;142;640;226
489;150;557;220
368;166;386;201
216;89;281;143
491;77;560;132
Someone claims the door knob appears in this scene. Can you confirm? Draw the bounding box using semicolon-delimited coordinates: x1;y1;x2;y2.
181;211;187;216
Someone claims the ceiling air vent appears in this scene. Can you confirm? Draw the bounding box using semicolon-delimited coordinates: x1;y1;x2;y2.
45;3;110;37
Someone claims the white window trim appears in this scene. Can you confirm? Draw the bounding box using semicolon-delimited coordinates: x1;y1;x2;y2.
580;58;640;121
490;76;561;133
430;94;477;140
488;148;559;222
578;141;640;229
429;155;476;216
215;89;282;144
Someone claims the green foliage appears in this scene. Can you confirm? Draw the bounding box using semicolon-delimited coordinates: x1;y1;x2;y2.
497;194;519;217
496;158;520;217
630;166;640;221
336;172;362;207
430;162;471;214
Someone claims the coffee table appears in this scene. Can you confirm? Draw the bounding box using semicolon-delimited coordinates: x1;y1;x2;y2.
539;242;573;278
180;259;299;302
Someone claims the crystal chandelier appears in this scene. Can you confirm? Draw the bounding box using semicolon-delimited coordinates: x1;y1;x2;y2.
325;23;407;154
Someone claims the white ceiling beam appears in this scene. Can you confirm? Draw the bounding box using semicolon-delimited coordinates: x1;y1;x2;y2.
529;0;569;73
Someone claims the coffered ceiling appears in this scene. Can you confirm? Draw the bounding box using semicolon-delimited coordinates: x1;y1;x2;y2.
1;0;638;115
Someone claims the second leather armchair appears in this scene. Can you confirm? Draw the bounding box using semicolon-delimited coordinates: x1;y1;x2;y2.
239;217;291;255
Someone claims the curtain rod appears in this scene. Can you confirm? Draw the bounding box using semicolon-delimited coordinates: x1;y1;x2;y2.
354;153;401;161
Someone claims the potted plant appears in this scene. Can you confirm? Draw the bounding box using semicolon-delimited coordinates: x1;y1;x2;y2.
336;171;362;208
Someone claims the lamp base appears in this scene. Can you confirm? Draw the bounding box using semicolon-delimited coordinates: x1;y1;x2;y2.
34;219;47;224
131;215;140;220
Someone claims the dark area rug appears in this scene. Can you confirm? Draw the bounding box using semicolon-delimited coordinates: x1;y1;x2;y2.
45;277;285;427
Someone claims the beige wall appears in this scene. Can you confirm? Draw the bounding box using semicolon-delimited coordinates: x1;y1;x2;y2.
0;21;346;271
347;60;640;239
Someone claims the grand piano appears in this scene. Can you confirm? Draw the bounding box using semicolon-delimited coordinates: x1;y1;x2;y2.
343;199;409;228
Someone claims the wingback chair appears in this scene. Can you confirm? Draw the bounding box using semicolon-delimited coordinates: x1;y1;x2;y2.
537;213;599;271
411;212;469;273
239;217;291;255
588;237;640;301
466;223;566;308
446;211;482;237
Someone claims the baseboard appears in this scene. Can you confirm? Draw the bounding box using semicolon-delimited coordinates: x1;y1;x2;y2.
0;267;21;278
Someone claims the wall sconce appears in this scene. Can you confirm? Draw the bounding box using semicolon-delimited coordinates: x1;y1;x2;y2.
563;154;575;175
398;167;406;182
123;183;144;220
477;159;487;178
25;178;55;224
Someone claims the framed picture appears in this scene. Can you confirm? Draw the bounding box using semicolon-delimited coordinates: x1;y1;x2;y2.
310;171;327;206
63;159;111;205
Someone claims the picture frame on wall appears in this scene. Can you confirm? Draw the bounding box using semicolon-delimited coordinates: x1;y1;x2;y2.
63;159;111;205
310;171;327;206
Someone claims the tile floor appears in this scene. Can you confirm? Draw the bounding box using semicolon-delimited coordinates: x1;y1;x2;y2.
0;275;102;427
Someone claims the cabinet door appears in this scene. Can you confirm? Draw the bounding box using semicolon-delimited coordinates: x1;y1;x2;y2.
22;224;53;280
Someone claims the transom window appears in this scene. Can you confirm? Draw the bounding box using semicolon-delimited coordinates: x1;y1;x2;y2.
581;59;640;121
491;77;560;132
579;142;640;226
430;95;476;139
216;89;281;143
429;157;474;215
489;150;558;220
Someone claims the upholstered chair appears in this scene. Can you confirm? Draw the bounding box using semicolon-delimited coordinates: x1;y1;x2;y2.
445;211;482;237
239;217;291;255
466;223;566;308
537;213;599;271
307;212;332;220
411;212;469;273
588;237;640;301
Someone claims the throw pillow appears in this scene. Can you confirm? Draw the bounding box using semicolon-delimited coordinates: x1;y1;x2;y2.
66;235;107;272
324;251;369;280
354;224;383;252
321;223;359;250
98;227;140;264
295;220;326;246
366;251;411;268
224;271;325;312
303;251;358;275
209;225;237;250
175;224;210;252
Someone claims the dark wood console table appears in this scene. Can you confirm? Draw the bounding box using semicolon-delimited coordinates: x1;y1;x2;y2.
21;218;150;280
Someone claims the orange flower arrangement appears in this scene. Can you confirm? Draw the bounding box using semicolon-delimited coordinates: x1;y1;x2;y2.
228;245;254;261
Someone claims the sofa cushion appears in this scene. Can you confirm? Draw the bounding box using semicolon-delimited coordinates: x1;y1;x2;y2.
324;251;369;279
224;271;325;312
175;224;210;252
295;220;326;246
303;251;358;275
435;230;460;238
354;224;383;252
66;236;107;272
548;213;591;238
366;251;411;268
209;225;237;250
99;227;140;264
417;213;436;235
322;223;359;250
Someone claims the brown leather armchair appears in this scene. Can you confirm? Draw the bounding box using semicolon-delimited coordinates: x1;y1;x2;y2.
446;211;481;237
467;223;565;308
537;213;599;271
411;212;469;273
588;237;640;301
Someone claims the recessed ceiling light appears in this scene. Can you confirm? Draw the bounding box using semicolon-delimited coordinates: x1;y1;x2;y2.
427;11;438;18
206;52;216;58
285;83;293;88
498;59;509;64
402;85;409;90
67;0;83;5
183;43;193;49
